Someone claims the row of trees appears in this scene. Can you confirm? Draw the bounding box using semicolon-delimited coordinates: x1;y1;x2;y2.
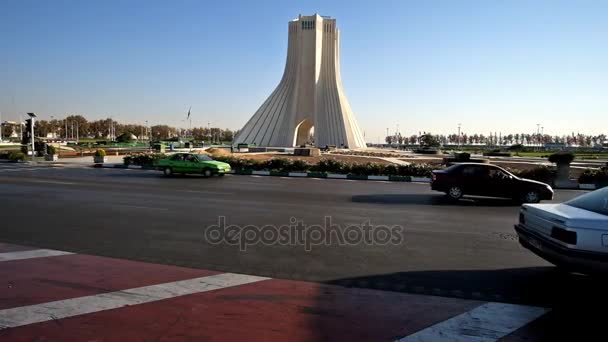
385;132;608;147
22;115;236;142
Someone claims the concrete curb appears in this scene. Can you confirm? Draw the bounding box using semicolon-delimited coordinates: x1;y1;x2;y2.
579;183;597;190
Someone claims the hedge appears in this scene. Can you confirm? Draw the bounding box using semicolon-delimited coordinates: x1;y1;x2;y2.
578;167;608;187
483;151;512;157
511;166;556;184
8;151;26;162
124;153;166;166
213;156;438;177
548;152;575;164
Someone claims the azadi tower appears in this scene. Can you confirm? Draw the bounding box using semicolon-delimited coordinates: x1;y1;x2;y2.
234;14;367;149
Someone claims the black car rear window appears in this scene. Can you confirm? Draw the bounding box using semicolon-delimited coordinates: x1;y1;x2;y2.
565;187;608;216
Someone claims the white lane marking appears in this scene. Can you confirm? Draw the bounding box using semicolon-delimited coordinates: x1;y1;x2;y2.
0;273;268;329
21;179;77;185
181;190;234;195
0;249;74;262
396;302;550;342
118;205;169;211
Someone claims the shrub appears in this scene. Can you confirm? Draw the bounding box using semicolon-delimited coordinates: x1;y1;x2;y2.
513;166;556;184
383;164;399;175
290;159;310;172
310;159;349;174
211;156;440;177
266;158;293;171
0;151;10;159
482;151;512;157
415;148;442;155
548;152;575;164
453;152;471;161
397;163;435;177
8;151;25;162
124;153;166;166
578;167;608;186
94;149;106;157
47;145;57;155
508;144;524;151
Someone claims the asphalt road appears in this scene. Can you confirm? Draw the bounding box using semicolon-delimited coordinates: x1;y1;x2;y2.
0;163;605;314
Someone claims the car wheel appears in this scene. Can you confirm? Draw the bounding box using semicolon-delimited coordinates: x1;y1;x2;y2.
447;186;463;200
163;167;173;177
202;169;212;178
522;190;540;203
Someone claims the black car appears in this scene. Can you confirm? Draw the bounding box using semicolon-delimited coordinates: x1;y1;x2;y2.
431;163;554;203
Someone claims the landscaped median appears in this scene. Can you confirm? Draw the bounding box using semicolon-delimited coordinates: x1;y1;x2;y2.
231;169;432;182
115;152;436;182
112;151;607;188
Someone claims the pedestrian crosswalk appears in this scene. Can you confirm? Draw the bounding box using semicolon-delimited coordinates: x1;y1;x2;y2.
0;242;549;341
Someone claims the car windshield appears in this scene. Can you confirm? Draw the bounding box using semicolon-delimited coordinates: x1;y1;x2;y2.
565;187;608;216
197;154;213;161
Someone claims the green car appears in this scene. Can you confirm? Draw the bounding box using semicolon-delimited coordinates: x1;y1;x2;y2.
156;153;231;177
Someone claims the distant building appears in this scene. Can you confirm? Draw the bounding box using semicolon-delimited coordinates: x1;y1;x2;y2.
544;143;566;150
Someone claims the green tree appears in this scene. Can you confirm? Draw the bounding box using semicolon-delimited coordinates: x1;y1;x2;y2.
420;133;440;148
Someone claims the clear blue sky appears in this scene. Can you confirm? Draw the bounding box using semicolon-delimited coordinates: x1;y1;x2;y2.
1;0;607;141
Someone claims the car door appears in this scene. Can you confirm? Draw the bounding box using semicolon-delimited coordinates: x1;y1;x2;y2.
169;154;186;172
183;154;199;174
460;165;487;196
487;167;515;198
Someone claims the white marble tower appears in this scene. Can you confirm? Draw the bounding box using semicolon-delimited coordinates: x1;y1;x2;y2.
234;14;367;149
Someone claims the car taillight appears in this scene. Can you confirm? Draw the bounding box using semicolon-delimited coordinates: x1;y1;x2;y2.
432;174;437;181
551;227;577;245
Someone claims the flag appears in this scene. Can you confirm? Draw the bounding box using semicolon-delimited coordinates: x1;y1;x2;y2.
187;106;191;119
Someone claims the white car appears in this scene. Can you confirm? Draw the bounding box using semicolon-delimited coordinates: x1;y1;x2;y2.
515;187;608;274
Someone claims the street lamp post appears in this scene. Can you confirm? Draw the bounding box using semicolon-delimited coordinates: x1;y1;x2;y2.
27;113;36;161
386;127;389;145
457;123;461;149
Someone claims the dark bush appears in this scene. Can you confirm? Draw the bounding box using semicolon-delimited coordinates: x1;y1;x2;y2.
290;159;310;172
124;153;166;166
454;152;471;161
266;158;292;171
211;156;440;177
548;152;575;164
383;164;399;175
310;159;348;174
513;166;556;184
415;148;442;155
578;167;608;186
8;151;25;162
483;151;512;157
0;151;10;159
